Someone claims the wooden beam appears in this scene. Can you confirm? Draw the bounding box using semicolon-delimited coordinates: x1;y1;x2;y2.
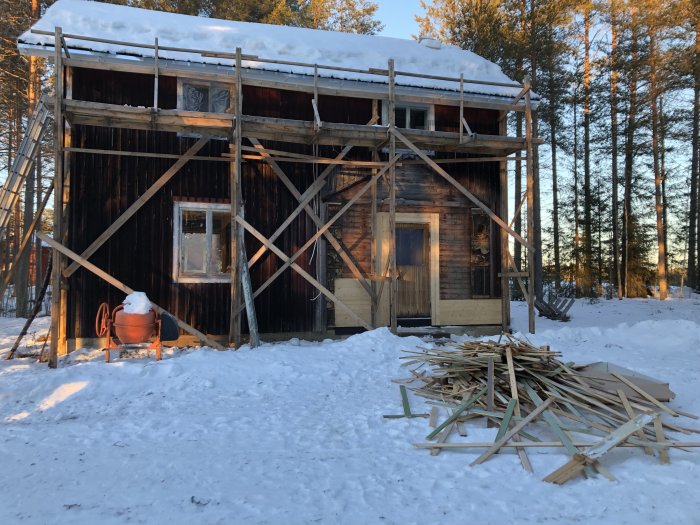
63;135;210;279
238;209;259;348
389;127;534;252
234;216;371;330
38;232;224;350
388;58;397;334
524;76;536;334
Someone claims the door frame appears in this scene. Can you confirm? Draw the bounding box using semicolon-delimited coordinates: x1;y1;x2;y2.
376;212;440;324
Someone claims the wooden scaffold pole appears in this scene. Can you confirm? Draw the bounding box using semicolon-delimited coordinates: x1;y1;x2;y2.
229;47;243;346
48;27;64;368
388;58;397;334
524;75;536;334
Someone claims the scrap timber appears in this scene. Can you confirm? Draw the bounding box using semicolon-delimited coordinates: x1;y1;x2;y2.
394;336;700;484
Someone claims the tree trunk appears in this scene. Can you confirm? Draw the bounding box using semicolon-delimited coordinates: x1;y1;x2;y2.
548;65;561;292
622;6;639;298
650;27;668;300
583;10;593;297
611;0;623;299
691;14;700;290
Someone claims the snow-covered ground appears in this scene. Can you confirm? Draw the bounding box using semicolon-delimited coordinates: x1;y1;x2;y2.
1;297;699;525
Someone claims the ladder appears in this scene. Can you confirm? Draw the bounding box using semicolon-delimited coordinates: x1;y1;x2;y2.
0;94;51;233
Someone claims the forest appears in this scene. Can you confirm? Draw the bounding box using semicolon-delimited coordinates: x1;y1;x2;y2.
1;0;699;320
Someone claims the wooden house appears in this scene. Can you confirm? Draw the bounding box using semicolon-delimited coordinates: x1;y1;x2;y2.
16;0;540;357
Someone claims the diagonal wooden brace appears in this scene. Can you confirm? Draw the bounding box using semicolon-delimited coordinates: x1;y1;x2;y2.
235;215;371;330
389;126;533;252
249;139;373;298
238;154;402;312
63;135;211;278
38;232;224;350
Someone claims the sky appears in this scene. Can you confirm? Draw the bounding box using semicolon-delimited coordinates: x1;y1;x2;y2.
375;0;423;40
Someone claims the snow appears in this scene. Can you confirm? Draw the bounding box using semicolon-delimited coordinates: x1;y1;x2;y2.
122;291;152;315
17;0;525;99
1;297;700;524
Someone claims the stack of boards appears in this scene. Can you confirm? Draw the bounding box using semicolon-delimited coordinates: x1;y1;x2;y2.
386;336;699;484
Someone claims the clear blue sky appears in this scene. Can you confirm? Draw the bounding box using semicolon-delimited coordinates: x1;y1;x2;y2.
375;0;424;40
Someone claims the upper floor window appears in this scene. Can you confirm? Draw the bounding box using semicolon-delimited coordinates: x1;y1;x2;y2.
383;103;434;131
173;202;231;283
178;79;231;113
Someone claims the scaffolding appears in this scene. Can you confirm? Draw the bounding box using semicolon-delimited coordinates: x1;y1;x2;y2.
16;28;542;366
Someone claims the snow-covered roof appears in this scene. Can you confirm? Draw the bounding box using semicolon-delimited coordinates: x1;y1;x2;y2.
18;0;526;100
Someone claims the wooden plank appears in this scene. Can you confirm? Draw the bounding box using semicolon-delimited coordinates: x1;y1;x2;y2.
400;385;412;417
37;232;224;350
234;215;372;331
494;398;517;441
584;412;657;460
524;77;536;334
610;372;679;417
487;357;495;426
415;441;700;449
505;346;533;471
431;423;455;456
617;389;654;455
426;385;487;440
429;406;439;428
470;397;553;466
238;211;259;348
388;58;397;334
654;416;670;464
63;135;211;278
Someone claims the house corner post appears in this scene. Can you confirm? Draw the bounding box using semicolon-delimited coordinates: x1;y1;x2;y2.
48;26;65;368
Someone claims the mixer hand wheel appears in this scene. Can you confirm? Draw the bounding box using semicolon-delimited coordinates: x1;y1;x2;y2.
95;302;111;338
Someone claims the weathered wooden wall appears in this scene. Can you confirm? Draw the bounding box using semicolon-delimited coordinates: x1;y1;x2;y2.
66;66;503;338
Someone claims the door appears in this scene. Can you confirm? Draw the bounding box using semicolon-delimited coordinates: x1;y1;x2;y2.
396;223;431;318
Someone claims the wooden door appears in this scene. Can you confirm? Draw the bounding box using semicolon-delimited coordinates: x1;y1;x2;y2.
396;223;431;318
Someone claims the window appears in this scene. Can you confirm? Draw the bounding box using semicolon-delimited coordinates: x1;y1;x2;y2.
178;79;231;113
173;202;231;283
383;103;434;131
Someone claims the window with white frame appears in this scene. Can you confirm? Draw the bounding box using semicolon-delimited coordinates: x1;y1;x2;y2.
173;202;232;283
178;79;232;113
383;102;434;131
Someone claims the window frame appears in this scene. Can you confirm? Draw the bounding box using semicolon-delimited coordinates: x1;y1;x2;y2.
172;201;232;284
382;102;435;131
177;78;233;114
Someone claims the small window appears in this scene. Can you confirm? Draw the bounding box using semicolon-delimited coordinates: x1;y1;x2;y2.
396;227;426;266
387;104;433;130
178;79;231;113
173;202;231;283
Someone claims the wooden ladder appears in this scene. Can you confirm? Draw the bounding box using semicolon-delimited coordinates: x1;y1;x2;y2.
0;94;51;233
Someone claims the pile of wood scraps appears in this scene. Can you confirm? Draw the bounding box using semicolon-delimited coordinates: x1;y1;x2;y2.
388;336;700;484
